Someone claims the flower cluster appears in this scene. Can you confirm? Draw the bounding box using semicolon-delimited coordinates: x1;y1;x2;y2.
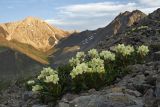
137;45;149;56
27;44;150;102
88;49;99;58
69;57;80;67
88;58;105;73
32;85;43;92
27;80;35;85
76;52;85;60
70;57;106;79
100;50;115;61
114;44;134;56
70;63;89;78
38;67;59;84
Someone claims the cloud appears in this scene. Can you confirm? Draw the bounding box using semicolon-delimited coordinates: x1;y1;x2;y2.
57;2;136;18
45;19;84;26
137;0;160;6
46;1;159;31
140;7;160;14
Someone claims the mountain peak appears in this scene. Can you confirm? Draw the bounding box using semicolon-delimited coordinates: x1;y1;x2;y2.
119;11;130;16
24;16;41;21
108;9;146;35
132;9;144;13
1;17;70;51
23;16;44;24
148;8;160;20
115;10;145;20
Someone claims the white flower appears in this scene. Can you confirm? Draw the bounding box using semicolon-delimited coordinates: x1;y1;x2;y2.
88;49;99;58
100;50;115;61
27;80;35;85
114;44;134;56
76;52;85;59
137;45;149;56
38;67;58;80
37;67;59;84
70;63;89;79
69;57;80;67
44;74;59;84
88;58;105;73
32;85;43;92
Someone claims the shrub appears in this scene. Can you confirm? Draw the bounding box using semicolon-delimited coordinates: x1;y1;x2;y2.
114;44;134;57
113;44;135;69
70;58;106;91
88;49;99;58
69;51;107;91
70;63;89;79
57;64;72;91
137;45;149;57
69;52;85;67
88;58;105;73
69;57;80;67
27;44;150;104
28;67;62;102
100;50;115;61
32;84;43;92
76;52;85;60
136;45;149;63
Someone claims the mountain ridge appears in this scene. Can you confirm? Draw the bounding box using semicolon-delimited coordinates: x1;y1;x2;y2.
0;17;70;51
51;9;146;66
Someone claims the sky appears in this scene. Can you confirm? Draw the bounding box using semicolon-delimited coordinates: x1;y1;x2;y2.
0;0;160;31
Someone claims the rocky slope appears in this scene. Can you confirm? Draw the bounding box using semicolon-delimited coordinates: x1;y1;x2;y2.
0;17;70;51
1;62;160;107
96;8;160;57
57;62;160;107
56;8;160;107
51;10;146;66
0;8;160;107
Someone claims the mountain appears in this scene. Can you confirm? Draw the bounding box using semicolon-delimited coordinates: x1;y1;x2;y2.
0;17;72;65
96;8;160;61
1;8;160;107
0;17;70;51
51;10;146;66
106;10;146;35
0;17;73;83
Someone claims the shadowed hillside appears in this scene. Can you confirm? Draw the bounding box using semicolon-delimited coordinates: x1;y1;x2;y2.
51;10;146;67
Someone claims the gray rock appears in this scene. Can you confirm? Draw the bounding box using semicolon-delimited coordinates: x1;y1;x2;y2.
127;64;145;73
127;105;143;107
32;104;48;107
155;76;160;97
153;51;160;61
143;89;156;107
58;102;69;107
23;91;34;101
145;75;157;86
150;42;160;52
59;92;143;107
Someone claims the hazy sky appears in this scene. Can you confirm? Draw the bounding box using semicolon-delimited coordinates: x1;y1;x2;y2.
0;0;160;31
